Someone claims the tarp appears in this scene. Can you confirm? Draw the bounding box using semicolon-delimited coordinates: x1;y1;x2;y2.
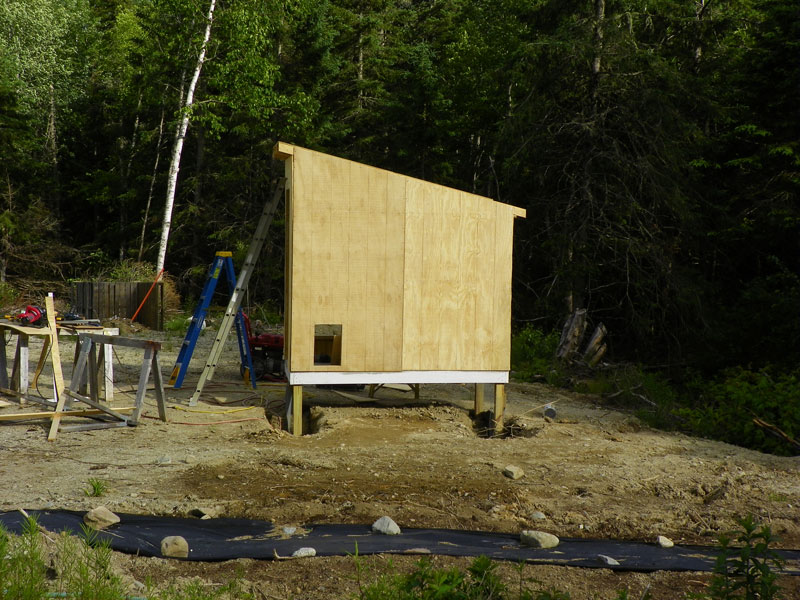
2;510;799;574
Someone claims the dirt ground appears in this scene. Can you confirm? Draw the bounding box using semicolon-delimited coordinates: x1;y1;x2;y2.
1;324;799;599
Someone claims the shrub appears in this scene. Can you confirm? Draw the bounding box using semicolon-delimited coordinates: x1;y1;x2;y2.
695;515;783;600
678;368;800;455
511;325;563;385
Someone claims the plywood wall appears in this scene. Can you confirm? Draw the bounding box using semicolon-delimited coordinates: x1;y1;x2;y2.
275;143;524;374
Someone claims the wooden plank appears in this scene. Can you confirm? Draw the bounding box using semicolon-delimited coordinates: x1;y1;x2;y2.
46;294;68;441
383;173;405;371
289;147;316;370
0;330;7;389
272;141;294;160
80;333;161;351
151;351;168;422
130;346;153;425
401;177;425;370
0;407;134;422
283;157;294;364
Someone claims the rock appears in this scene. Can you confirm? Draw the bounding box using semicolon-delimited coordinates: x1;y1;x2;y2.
189;506;219;520
83;506;120;530
282;526;297;536
155;456;171;465
530;511;547;521
292;547;316;558
656;535;674;548
161;535;189;558
372;516;401;535
520;530;559;549
503;465;525;480
597;554;620;566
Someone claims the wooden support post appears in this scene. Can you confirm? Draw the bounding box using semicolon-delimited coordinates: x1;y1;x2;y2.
12;334;29;404
493;383;506;436
46;294;68;441
102;341;114;401
412;384;420;400
152;352;168;422
0;331;8;388
292;385;303;436
474;383;485;415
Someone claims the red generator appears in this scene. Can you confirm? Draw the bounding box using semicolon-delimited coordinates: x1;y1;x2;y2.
242;313;285;380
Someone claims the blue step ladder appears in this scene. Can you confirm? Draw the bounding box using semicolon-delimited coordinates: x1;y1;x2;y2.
168;251;257;390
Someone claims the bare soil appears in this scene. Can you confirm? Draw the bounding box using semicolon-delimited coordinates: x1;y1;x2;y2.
1;325;799;598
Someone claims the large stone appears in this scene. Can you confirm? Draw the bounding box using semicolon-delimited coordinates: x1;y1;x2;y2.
520;530;559;549
656;535;674;548
83;506;120;530
161;536;190;558
372;516;401;535
597;554;620;566
503;465;525;480
292;547;316;558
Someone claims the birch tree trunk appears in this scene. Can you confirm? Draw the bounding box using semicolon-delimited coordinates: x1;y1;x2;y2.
156;0;216;273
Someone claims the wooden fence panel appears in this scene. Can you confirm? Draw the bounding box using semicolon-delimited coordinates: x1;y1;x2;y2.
70;282;164;330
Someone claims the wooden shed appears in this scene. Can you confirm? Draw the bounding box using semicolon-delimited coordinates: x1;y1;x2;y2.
273;142;525;432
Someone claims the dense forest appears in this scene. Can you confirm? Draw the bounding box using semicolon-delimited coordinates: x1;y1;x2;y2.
1;0;798;380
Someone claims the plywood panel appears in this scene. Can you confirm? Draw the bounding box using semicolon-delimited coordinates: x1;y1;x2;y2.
383;173;406;371
418;183;444;369
364;166;388;371
279;142;522;377
345;157;368;372
288;147;316;370
459;192;482;370
436;186;462;370
473;196;497;369
283;159;293;362
491;204;515;370
402;178;425;370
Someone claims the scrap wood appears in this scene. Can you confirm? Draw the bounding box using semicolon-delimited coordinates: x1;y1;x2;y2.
751;414;800;451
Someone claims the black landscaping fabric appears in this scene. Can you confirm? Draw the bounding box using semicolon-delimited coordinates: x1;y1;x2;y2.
2;510;800;574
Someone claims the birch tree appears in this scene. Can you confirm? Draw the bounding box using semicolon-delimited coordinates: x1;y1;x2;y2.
156;0;216;273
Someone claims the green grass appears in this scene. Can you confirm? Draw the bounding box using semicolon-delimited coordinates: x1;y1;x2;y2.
84;477;108;497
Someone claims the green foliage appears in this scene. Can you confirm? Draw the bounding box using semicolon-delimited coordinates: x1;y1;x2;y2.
0;516;48;600
510;326;562;386
356;554;652;599
165;313;190;334
84;477;108;497
694;516;783;600
55;526;126;600
0;281;19;308
677;368;800;456
577;365;681;431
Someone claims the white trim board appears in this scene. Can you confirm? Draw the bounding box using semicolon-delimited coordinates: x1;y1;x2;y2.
286;370;509;386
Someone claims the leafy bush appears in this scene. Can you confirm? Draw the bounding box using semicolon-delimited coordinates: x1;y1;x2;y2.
678;368;800;455
511;325;563;385
694;515;783;600
0;280;20;309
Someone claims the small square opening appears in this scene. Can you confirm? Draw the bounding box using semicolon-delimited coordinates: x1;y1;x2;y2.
314;324;342;365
